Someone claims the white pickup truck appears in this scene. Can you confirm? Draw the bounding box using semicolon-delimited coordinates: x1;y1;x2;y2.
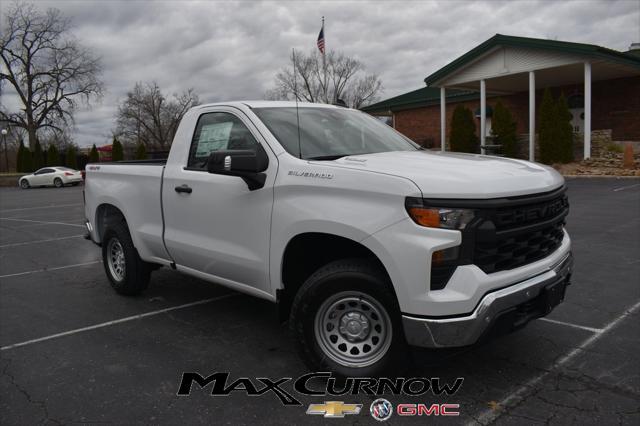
84;101;572;376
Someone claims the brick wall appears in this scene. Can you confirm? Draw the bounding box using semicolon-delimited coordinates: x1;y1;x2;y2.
392;75;640;149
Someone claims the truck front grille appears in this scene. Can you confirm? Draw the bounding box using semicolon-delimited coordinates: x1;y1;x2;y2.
471;188;569;274
474;217;566;273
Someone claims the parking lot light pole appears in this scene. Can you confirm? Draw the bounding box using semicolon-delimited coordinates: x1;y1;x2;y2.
1;128;8;173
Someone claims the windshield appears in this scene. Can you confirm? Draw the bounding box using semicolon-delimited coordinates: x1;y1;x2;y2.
252;107;419;160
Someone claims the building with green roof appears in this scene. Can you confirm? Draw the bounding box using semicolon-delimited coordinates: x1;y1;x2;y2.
362;34;640;160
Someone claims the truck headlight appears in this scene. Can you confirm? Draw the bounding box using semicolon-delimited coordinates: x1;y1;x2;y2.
405;198;475;230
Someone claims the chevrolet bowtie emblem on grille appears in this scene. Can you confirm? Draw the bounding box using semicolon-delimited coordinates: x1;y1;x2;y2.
306;401;362;418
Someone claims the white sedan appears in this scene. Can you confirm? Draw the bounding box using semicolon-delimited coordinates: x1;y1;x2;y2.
19;167;83;189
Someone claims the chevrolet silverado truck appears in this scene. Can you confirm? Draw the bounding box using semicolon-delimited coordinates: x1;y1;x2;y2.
84;101;572;376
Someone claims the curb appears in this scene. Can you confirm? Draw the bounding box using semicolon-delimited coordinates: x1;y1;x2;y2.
563;174;640;179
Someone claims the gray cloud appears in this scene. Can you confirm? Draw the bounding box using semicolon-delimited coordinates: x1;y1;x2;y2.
3;0;639;147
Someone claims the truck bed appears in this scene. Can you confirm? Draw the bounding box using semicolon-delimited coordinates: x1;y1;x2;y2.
84;162;169;264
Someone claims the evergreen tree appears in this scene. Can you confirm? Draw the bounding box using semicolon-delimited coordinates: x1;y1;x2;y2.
16;141;25;172
89;144;99;163
65;145;78;169
538;88;556;164
135;142;147;160
112;137;124;161
492;100;518;158
449;105;478;153
23;144;33;172
47;145;61;166
33;140;44;169
556;93;574;163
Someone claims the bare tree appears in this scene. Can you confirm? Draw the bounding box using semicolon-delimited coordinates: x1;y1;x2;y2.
0;2;103;148
265;49;383;109
115;82;199;150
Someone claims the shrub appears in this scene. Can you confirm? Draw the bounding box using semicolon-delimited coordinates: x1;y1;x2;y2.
606;143;624;153
112;137;123;161
538;89;556;164
449;105;478;153
135;143;147;160
89;144;99;163
538;89;574;164
555;93;573;163
492;100;518;158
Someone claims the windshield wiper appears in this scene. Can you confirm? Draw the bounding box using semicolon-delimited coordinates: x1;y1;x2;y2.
306;155;347;161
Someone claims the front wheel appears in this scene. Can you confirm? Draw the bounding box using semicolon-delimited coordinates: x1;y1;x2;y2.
289;259;408;377
101;220;151;295
19;179;30;189
54;178;63;188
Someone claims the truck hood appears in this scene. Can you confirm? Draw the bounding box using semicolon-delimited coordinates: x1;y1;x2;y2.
330;150;564;198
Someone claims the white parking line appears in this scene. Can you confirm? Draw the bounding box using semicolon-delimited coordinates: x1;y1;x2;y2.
0;217;85;228
613;183;640;192
0;203;83;213
469;299;640;425
0;234;85;249
0;294;236;351
0;260;100;279
538;317;603;333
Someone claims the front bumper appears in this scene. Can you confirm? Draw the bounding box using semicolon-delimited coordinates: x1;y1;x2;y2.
402;252;573;348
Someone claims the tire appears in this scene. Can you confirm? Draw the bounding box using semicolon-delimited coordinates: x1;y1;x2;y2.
101;220;151;295
289;258;409;377
19;179;30;189
54;178;63;188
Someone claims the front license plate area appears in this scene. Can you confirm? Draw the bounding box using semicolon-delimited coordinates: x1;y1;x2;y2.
542;280;567;313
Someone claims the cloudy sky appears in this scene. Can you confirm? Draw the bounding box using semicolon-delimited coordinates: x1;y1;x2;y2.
2;0;639;147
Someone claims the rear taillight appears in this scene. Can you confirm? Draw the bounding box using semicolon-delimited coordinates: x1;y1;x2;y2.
65;172;74;176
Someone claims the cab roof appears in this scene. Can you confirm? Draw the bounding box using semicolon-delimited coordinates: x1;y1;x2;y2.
195;100;348;110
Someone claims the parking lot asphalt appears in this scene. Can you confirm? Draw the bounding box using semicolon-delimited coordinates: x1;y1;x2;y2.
0;179;638;425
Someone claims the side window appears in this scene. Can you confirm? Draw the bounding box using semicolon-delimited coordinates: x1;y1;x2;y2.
187;112;259;168
35;168;54;175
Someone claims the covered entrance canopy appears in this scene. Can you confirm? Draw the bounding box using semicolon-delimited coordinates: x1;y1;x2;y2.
425;34;640;160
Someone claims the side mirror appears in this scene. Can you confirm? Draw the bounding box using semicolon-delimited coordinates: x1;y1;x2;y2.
207;147;269;190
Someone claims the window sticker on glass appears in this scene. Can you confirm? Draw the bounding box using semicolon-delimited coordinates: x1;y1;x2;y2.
196;122;233;156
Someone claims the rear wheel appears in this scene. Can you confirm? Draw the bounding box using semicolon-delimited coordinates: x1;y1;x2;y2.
289;259;408;377
101;220;151;295
19;179;30;189
54;178;63;188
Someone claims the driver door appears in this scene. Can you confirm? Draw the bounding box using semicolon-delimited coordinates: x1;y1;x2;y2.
32;168;54;185
162;108;278;297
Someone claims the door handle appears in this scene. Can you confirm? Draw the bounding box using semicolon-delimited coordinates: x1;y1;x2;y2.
174;184;193;194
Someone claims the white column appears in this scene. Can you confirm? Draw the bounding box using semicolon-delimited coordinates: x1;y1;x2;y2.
529;71;535;162
480;80;486;151
584;62;591;159
440;87;446;152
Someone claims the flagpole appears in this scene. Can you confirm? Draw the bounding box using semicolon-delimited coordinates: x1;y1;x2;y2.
322;16;328;103
292;48;298;101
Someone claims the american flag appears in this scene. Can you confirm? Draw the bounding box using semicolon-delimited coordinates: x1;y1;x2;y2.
317;23;325;54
